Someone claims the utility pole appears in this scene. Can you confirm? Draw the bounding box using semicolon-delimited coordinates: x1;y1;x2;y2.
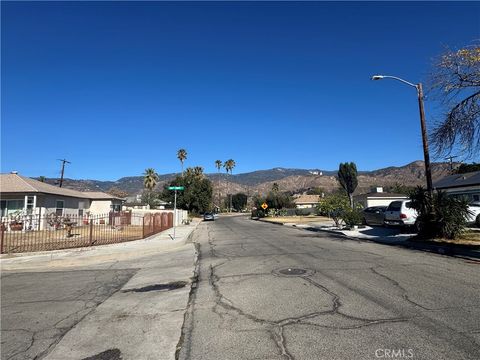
57;159;71;188
416;83;433;197
372;76;433;197
445;155;458;172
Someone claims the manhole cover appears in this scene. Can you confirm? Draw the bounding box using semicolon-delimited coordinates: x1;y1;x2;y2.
273;267;315;277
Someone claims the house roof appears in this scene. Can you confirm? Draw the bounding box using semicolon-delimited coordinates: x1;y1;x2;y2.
294;195;321;204
0;173;124;200
434;171;480;189
82;191;124;200
354;192;408;199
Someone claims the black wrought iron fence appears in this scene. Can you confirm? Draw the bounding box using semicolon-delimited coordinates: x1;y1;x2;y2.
0;211;174;254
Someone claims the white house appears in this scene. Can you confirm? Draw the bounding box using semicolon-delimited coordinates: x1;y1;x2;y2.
294;195;321;209
0;173;124;221
434;171;480;202
354;187;408;208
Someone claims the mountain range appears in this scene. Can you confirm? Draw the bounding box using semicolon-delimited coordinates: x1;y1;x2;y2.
38;161;455;197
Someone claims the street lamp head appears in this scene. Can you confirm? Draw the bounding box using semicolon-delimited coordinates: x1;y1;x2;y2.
371;75;384;80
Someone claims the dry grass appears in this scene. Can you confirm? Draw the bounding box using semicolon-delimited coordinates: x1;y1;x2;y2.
411;230;480;247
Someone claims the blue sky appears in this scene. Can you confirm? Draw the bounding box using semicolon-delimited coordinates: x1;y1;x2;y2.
2;1;479;180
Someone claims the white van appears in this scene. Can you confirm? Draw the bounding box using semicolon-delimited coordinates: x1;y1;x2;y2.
384;200;418;227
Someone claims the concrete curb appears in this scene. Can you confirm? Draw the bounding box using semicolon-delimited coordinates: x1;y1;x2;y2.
305;226;480;261
256;219;480;261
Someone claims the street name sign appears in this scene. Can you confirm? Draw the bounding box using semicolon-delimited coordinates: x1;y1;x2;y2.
168;186;185;191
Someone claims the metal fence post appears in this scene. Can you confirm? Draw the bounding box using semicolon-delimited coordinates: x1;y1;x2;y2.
89;221;94;246
0;225;5;254
142;216;145;239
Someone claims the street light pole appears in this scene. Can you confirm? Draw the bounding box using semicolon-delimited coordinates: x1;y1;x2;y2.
416;83;433;195
371;75;433;196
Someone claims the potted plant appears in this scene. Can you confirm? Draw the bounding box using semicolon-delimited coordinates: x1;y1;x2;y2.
9;211;24;231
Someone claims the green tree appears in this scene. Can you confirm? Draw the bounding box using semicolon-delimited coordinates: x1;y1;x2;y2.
316;193;350;228
306;187;325;196
338;162;358;208
143;168;159;191
38;176;46;182
428;45;480;156
141;190;160;209
215;160;223;209
223;159;236;212
455;162;480;174
272;182;279;192
177;148;188;175
161;167;213;215
228;193;248;211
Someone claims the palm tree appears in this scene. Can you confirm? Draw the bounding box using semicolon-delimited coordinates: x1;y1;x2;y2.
224;159;236;212
193;166;204;178
272;182;279;193
215;160;223;210
177;149;187;176
143;168;159;191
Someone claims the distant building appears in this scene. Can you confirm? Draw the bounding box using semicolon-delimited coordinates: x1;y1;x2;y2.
354;187;408;208
434;171;480;202
294;195;321;209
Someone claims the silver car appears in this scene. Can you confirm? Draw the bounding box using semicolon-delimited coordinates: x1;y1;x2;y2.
362;206;387;226
203;212;215;221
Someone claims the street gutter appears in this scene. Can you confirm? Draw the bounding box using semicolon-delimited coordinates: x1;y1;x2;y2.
254;217;480;261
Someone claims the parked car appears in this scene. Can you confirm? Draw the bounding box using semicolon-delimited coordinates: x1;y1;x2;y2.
384;200;418;228
467;201;480;226
203;212;215;221
362;206;387;226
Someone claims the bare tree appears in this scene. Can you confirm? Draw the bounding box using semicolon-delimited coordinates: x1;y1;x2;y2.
428;44;480;157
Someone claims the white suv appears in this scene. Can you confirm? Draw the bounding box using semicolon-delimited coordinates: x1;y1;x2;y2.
467;201;480;226
384;200;418;228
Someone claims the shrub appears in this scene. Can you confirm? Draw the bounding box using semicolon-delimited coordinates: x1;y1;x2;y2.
409;187;472;239
317;193;350;227
342;208;363;228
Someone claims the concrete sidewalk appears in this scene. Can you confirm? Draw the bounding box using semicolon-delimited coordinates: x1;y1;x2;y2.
1;220;202;360
1;219;201;271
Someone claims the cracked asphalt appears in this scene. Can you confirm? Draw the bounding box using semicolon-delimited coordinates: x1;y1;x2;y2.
1;223;198;360
178;215;480;360
1;269;135;360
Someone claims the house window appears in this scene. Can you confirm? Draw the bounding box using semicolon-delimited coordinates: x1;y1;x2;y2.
26;196;35;214
0;199;25;217
78;209;84;216
56;200;64;216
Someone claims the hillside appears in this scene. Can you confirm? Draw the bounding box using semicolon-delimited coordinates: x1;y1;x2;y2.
37;161;455;197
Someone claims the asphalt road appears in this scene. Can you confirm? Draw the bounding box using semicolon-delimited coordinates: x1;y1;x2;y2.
178;215;480;360
1;224;198;360
1;269;135;360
